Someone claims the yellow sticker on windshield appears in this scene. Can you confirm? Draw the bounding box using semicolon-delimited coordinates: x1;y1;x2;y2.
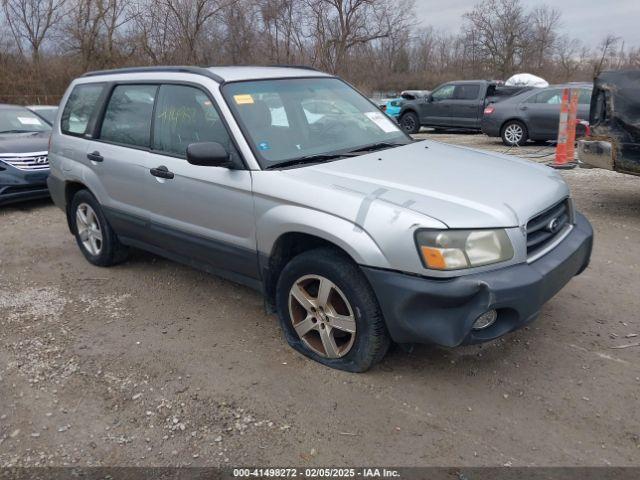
234;94;254;105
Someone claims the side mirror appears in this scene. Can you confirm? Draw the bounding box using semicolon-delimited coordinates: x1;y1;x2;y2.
186;142;232;168
426;94;434;102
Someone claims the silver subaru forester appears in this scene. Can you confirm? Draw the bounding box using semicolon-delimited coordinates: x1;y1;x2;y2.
47;66;593;372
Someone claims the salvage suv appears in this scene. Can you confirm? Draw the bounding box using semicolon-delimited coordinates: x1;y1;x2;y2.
48;66;594;372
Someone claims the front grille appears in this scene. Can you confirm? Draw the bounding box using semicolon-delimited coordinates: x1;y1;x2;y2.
0;153;49;171
526;199;571;258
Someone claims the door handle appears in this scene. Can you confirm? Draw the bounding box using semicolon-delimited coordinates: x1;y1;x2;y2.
87;151;103;162
150;165;174;180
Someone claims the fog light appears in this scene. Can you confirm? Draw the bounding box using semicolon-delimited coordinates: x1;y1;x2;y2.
472;310;497;330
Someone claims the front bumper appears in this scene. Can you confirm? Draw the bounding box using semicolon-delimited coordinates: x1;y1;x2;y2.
0;167;50;206
362;212;593;347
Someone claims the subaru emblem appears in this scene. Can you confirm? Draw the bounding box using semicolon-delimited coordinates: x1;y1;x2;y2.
547;217;561;233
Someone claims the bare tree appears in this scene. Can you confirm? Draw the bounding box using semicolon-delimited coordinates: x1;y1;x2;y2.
527;5;561;72
259;0;307;64
1;0;639;104
307;0;414;74
463;0;530;78
134;0;237;64
593;34;620;76
2;0;67;63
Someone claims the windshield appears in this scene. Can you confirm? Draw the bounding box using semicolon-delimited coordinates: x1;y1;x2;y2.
222;77;410;168
29;107;58;125
0;107;51;133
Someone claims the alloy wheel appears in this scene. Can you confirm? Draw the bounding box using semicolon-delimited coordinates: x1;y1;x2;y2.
402;115;416;132
76;203;103;256
504;123;524;145
288;274;357;358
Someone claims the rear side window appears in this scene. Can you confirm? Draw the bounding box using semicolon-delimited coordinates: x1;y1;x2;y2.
454;84;480;100
578;89;592;105
152;84;236;157
61;83;106;136
527;89;563;104
100;85;157;148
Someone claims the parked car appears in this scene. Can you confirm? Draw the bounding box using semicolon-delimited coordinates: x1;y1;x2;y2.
48;66;593;372
398;80;530;134
384;97;403;118
26;105;59;126
578;70;640;175
481;84;592;146
0;104;51;205
382;91;431;121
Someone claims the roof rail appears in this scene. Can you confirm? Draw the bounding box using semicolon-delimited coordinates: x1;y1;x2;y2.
82;66;224;83
266;64;322;72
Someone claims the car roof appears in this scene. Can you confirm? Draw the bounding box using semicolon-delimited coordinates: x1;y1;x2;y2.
81;65;332;83
206;66;332;82
445;80;489;84
547;83;592;88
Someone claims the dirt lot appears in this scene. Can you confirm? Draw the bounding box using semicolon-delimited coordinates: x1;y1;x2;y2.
1;132;639;468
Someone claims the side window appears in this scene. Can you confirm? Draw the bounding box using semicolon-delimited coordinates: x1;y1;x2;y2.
528;89;563;105
431;84;455;101
578;89;592;105
454;84;480;100
153;84;235;157
61;83;106;136
100;85;157;148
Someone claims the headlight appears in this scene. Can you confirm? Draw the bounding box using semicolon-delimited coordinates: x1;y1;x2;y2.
415;229;514;270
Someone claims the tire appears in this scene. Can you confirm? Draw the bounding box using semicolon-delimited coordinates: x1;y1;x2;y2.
399;111;420;134
275;248;390;372
501;120;528;146
69;189;128;266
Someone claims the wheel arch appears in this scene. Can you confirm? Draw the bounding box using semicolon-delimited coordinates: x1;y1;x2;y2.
256;206;391;312
399;106;419;119
500;117;528;135
64;181;91;233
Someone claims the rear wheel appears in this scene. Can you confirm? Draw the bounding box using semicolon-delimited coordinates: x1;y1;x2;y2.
69;190;128;266
501;120;528;146
276;248;390;372
399;111;420;134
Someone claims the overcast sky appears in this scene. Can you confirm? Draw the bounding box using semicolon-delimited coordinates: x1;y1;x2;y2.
414;0;640;48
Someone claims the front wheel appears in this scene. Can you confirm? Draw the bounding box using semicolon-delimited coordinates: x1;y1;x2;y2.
399;111;420;134
276;248;390;372
501;120;528;146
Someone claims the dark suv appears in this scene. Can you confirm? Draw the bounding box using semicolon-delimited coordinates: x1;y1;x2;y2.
0;104;51;205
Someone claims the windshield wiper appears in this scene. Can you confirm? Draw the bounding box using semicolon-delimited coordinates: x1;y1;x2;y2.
0;129;41;134
266;141;408;170
346;141;407;154
267;152;354;170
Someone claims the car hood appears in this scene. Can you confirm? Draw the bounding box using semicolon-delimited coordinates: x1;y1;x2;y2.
285;140;569;229
0;132;50;154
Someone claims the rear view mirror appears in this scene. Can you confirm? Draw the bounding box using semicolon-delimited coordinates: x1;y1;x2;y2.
186;142;232;168
426;94;433;102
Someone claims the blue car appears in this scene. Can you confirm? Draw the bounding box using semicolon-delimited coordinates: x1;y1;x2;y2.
385;97;403;119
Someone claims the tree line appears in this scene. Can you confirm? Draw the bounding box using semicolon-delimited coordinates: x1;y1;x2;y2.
0;0;638;104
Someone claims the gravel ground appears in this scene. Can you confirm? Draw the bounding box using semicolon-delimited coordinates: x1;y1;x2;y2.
1;133;639;467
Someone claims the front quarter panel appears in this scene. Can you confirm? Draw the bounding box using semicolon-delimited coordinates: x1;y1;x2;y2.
252;170;449;274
